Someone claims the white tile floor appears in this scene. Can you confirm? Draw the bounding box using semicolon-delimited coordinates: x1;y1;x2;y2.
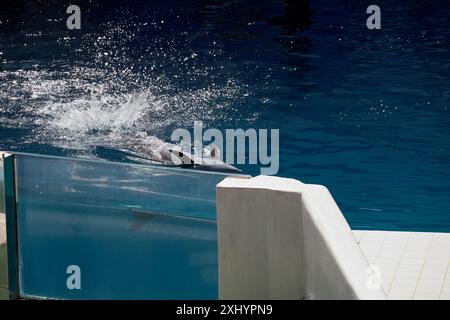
354;230;450;300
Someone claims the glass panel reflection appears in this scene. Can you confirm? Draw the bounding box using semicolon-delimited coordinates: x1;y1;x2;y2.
14;153;238;299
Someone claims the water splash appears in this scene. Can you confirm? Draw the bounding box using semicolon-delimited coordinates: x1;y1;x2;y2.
39;91;163;135
0;62;245;162
0;16;255;162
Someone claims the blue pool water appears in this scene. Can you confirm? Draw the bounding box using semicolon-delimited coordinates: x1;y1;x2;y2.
1;0;450;232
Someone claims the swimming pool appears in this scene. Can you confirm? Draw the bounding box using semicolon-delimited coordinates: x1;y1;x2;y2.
0;0;449;232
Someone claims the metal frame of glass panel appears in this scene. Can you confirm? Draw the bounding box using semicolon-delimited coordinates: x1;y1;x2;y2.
0;154;4;213
2;153;19;299
0;153;10;299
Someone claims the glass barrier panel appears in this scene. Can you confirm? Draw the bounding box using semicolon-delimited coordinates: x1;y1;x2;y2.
13;153;239;299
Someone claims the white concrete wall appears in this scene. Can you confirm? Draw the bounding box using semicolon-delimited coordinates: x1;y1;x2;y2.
216;176;386;300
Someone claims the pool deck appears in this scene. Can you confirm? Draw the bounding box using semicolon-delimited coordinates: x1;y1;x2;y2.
354;230;450;300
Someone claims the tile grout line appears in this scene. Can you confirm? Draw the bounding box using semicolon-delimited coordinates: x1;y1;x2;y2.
371;231;390;296
387;232;410;298
412;233;435;299
357;230;365;244
437;253;450;299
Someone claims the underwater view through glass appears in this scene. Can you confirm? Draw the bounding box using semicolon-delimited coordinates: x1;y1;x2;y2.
1;0;450;232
